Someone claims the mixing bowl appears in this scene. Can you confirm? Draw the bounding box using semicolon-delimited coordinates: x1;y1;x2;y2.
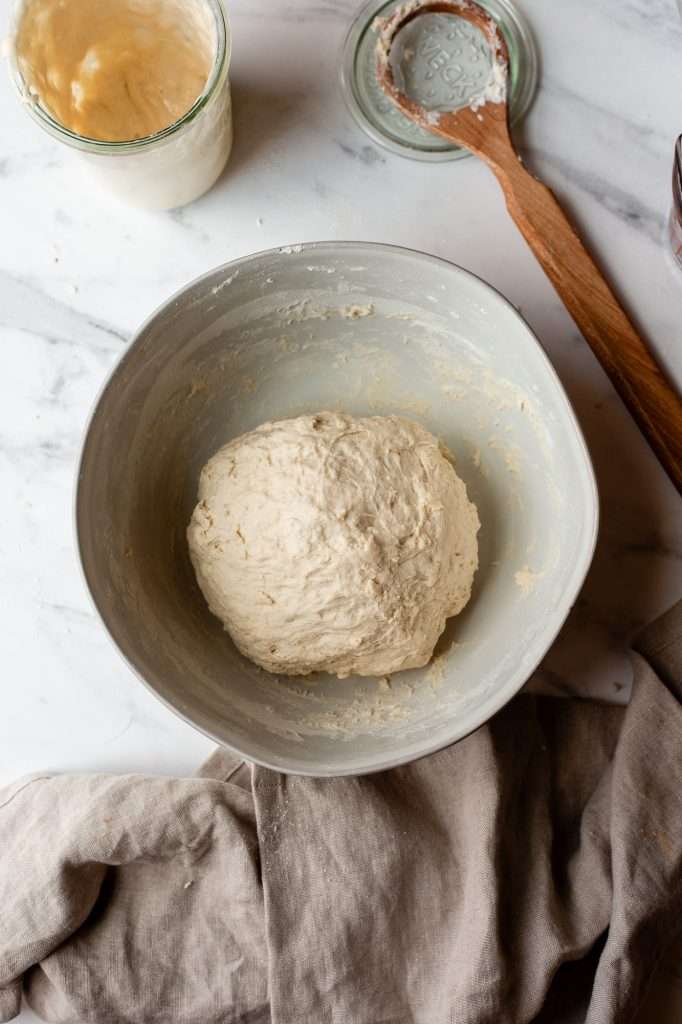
76;242;598;776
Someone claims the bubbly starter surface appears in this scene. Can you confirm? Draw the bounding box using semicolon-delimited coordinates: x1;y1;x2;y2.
15;0;215;142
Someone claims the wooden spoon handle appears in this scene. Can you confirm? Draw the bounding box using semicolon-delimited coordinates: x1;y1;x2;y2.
492;158;682;492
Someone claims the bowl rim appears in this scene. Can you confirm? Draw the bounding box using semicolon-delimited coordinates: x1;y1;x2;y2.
74;240;599;777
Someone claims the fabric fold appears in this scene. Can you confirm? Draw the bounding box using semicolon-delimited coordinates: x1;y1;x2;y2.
0;774;269;1023
0;601;681;1024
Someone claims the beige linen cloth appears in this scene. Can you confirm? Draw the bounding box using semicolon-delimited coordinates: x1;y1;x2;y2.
2;602;682;1024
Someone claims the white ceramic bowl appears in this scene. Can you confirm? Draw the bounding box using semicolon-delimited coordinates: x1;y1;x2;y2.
76;242;598;776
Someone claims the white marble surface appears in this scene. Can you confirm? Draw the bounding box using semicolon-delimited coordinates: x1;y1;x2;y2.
1;0;681;750
2;0;682;766
1;1;682;1015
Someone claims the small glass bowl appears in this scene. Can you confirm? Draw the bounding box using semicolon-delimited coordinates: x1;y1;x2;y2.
340;0;539;162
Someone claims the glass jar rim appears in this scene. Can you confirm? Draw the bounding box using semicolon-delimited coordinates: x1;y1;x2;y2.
7;0;231;153
339;0;538;163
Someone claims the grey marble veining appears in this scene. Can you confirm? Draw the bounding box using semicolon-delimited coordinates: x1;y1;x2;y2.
582;0;680;41
528;145;666;243
1;269;129;347
540;76;671;159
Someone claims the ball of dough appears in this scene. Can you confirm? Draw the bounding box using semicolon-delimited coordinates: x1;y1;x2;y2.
188;412;479;678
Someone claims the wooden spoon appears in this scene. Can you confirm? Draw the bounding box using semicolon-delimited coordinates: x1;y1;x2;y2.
377;0;682;493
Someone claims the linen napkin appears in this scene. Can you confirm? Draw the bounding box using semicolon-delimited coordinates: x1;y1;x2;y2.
1;601;681;1024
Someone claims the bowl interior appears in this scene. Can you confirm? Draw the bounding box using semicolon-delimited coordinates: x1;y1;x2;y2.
77;243;597;775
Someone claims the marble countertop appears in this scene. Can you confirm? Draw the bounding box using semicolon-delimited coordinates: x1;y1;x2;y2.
2;0;682;768
2;0;681;757
1;3;682;1013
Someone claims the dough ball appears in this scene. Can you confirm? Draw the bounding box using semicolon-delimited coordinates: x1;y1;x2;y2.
187;412;480;678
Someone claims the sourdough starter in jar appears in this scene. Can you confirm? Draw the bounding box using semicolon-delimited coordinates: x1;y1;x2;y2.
9;0;232;208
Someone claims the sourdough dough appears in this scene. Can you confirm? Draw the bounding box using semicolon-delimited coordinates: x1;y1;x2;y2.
187;412;480;678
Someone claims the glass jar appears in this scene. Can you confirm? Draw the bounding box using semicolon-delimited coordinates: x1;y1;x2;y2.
340;0;538;162
7;0;232;210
